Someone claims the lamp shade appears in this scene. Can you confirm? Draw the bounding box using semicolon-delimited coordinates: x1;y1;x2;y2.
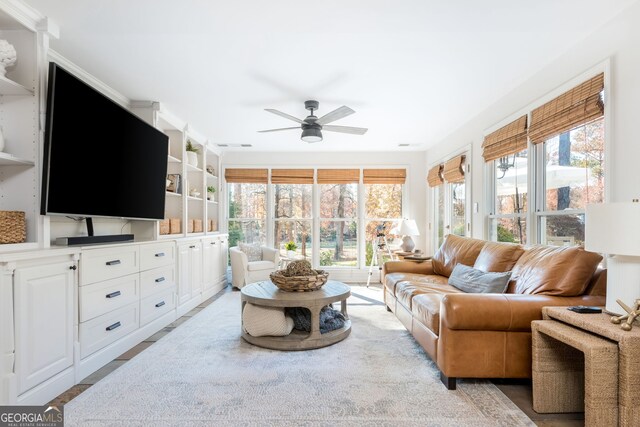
398;219;420;236
585;202;640;256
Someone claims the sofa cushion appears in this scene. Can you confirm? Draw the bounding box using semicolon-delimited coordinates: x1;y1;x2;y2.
385;272;432;296
411;293;443;335
512;245;603;296
247;260;276;271
473;241;524;272
239;242;262;262
396;279;461;310
432;234;486;277
448;264;512;293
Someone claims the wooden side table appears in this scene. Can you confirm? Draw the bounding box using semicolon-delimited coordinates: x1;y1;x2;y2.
541;306;640;426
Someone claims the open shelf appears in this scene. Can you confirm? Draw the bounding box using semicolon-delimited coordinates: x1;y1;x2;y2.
0;75;34;96
167;155;181;164
0;152;34;166
185;163;202;173
187;196;203;201
165;191;181;198
206;173;218;180
207;200;218;205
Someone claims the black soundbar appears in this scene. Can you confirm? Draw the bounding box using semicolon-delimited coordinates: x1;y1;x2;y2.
56;234;134;246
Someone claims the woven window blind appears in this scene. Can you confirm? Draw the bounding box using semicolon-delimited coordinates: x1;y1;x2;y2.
224;168;268;183
482;115;528;162
316;169;360;184
443;155;465;183
427;164;444;187
529;73;604;144
363;169;406;184
271;169;314;184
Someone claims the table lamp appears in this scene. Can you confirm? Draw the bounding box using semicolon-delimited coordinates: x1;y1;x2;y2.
398;219;420;252
585;202;640;315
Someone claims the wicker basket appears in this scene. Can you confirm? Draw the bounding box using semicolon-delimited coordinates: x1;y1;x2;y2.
0;211;26;244
270;269;329;292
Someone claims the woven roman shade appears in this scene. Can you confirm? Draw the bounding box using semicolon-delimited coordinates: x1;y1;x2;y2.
443;155;465;183
224;168;268;183
363;169;406;184
316;169;360;184
529;73;604;144
482;115;528;162
427;164;444;187
271;169;314;184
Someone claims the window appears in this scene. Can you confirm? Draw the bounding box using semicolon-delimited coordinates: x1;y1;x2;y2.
227;167;405;269
537;118;604;246
365;183;403;266
484;72;605;246
319;183;358;267
428;155;469;250
273;183;313;259
490;149;528;243
225;168;268;249
228;183;267;248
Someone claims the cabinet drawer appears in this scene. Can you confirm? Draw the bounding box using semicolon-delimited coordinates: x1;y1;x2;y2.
140;288;176;327
80;303;139;358
79;274;139;322
81;246;139;285
140;242;175;271
140;265;175;298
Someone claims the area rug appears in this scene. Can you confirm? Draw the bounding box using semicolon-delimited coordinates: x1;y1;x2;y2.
64;286;534;426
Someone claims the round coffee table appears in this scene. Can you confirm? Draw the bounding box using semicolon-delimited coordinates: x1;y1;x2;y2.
240;280;351;350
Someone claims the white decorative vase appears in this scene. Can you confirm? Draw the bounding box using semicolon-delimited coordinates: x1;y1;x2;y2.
0;40;17;77
287;250;296;259
186;151;198;168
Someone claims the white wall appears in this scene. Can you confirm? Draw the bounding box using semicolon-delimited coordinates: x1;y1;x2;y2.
221;150;427;281
425;1;640;241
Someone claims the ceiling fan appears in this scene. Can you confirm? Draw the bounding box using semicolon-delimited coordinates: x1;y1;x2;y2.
258;100;368;143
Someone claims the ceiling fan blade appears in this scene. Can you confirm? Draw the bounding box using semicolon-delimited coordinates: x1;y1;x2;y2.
322;125;368;135
257;127;300;133
264;109;304;124
316;105;355;125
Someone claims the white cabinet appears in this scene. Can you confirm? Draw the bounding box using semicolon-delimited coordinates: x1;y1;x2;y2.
219;235;229;282
202;236;224;298
14;261;74;394
176;240;203;315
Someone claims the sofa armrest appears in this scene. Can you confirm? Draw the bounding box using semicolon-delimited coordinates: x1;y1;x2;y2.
440;293;606;332
261;247;280;265
382;260;435;278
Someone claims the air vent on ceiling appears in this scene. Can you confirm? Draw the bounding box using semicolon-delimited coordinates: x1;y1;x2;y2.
398;143;410;147
216;143;252;148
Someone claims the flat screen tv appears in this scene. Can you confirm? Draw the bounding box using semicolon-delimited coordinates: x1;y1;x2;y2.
41;62;168;244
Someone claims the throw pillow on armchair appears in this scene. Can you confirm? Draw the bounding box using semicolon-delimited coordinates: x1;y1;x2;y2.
239;242;262;262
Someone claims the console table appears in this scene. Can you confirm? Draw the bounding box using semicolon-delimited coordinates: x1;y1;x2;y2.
240;280;351;351
534;306;640;426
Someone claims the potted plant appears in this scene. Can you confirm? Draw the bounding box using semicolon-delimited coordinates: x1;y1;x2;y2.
185;139;199;168
285;240;297;258
207;185;216;201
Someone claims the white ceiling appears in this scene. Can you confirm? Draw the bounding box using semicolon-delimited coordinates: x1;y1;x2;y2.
25;0;637;152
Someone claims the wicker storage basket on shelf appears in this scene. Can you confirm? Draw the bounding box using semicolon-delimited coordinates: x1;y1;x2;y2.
270;269;329;292
0;211;26;244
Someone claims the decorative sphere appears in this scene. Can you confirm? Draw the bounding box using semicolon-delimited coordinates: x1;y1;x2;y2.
621;323;632;331
611;316;621;324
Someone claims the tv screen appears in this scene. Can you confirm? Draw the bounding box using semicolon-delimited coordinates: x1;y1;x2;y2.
41;62;168;221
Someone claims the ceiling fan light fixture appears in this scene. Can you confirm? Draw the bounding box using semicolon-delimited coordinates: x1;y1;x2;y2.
301;128;323;143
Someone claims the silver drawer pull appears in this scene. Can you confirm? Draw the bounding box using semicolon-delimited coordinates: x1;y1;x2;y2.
106;260;121;266
106;321;121;331
155;252;165;257
106;291;121;299
155;277;165;283
155;301;166;308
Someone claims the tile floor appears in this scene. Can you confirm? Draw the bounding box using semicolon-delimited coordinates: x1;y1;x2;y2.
47;283;585;426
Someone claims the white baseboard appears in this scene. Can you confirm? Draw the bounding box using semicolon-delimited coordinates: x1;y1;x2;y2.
16;367;75;405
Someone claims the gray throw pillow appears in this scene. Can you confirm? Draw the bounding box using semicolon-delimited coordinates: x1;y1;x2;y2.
239;242;262;262
448;263;512;293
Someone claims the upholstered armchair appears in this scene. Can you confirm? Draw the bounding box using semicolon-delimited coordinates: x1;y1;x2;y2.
229;245;280;289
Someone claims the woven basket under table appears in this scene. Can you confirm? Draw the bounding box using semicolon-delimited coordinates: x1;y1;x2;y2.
270;270;329;292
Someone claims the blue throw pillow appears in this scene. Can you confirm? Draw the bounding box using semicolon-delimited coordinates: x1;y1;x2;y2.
448;263;512;293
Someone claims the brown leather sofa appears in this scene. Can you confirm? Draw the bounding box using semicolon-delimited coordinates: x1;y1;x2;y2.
383;234;606;390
